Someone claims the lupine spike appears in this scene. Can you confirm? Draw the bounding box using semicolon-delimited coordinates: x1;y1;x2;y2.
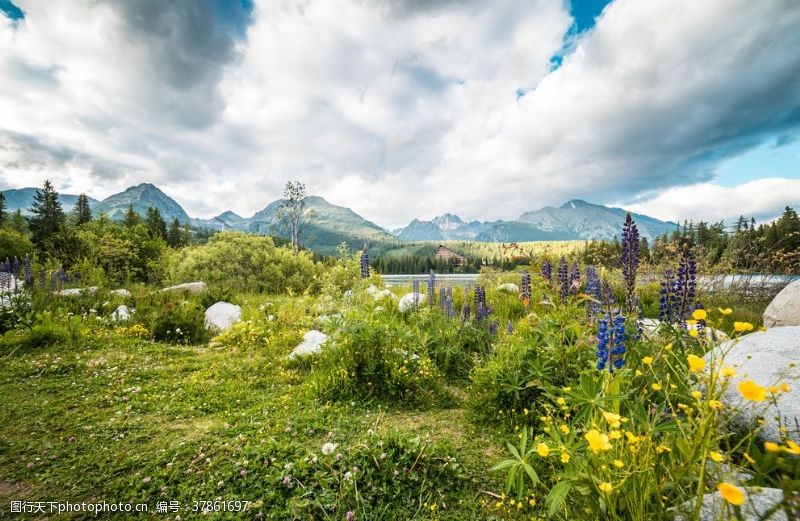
427;271;435;307
557;257;569;299
541;260;552;283
585;265;601;316
412;279;420;310
569;261;581;295
621;213;640;317
359;247;370;279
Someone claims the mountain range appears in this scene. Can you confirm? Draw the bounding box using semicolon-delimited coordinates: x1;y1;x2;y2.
1;183;677;252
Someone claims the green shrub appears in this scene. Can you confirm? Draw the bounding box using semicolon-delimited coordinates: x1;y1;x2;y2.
164;232;321;295
148;299;208;345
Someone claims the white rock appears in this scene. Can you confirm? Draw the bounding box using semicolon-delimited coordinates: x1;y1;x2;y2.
673;487;786;521
289;330;329;359
111;305;130;322
0;273;23;294
704;326;800;442
398;292;425;313
366;285;379;296
111;289;131;298
343;289;354;298
374;289;395;300
162;282;207;294
56;287;98;296
763;280;800;329
204;302;242;332
497;283;520;294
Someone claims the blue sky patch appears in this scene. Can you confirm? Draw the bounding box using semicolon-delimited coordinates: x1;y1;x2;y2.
0;0;24;21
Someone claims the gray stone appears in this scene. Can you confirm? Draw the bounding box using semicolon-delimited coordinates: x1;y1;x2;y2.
289;330;328;359
398;292;425;313
111;289;131;298
763;280;800;329
162;282;207;294
56;287;98;296
497;283;520;294
673;487;787;521
111;305;130;322
0;273;23;294
204;302;242;332
704;326;800;442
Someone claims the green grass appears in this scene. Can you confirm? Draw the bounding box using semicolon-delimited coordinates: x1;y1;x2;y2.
0;299;506;520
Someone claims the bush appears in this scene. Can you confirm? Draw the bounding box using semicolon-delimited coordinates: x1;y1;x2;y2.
0;228;34;258
137;293;209;345
164;232;321;295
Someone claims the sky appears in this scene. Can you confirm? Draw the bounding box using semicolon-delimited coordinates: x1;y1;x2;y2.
1;0;799;229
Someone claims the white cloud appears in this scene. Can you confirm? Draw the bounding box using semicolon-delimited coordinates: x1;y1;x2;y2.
622;178;800;224
1;0;799;228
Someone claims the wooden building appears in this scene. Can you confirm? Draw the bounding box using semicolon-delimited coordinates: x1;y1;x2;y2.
433;245;467;266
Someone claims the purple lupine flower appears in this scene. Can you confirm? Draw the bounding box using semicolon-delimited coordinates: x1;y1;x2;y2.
674;245;696;324
23;255;33;286
569;261;581;295
488;321;498;335
445;295;455;319
439;287;446;312
427;271;435;307
506;321;514;334
658;269;677;324
520;271;531;303
460;299;470;325
621;213;640;317
596;313;626;372
412;279;420;310
557;257;569;299
585;265;601;316
12;257;20;276
541;260;552;283
359;247;370;278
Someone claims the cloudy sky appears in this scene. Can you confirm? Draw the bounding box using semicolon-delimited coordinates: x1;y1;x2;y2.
1;0;799;228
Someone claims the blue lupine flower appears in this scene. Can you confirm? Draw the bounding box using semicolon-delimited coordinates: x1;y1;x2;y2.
621;213;640;316
658;268;676;324
360;247;370;278
460;300;470;325
585;265;601;315
427;271;436;307
520;271;531;302
674;245;696;324
569;261;581;295
596;313;626;372
488;321;498;335
506;321;514;334
445;295;455;319
412;279;420;310
557;257;569;299
541;260;552;283
439;287;446;312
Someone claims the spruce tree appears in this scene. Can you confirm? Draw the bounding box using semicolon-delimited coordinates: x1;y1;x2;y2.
0;192;6;225
145;207;167;239
73;193;92;225
123;204;140;228
167;218;183;247
29;180;65;247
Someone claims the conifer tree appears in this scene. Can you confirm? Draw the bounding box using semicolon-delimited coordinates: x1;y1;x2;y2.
123;204;140;228
29;180;65;247
145;207;167;239
0;192;6;226
73;193;92;225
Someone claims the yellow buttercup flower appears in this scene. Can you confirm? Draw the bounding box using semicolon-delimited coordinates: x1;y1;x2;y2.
709;451;724;463
598;482;613;493
613;459;624;468
603;411;622;428
708;400;723;410
642;356;654;365
687;354;705;372
692;309;708;321
764;442;781;453
691;390;702;399
733;321;754;332
536;443;550;457
738;380;767;402
721;366;737;378
560;452;570;463
780;382;790;392
556;397;566;406
785;440;800;456
718;483;745;506
560;424;570;434
651;383;662;391
585;429;613;453
718;308;733;315
664;343;673;351
689;329;699;338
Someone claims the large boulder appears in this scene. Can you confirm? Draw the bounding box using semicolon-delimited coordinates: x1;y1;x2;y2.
162;282;207;294
763;280;800;329
204;302;242;332
398;292;425;313
111;305;130;322
704;326;800;442
289;330;328;359
673;487;787;521
56;287;98;296
497;283;520;294
0;272;23;294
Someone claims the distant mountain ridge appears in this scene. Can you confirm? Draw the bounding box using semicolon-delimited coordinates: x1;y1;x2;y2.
2;185;676;252
394;199;677;242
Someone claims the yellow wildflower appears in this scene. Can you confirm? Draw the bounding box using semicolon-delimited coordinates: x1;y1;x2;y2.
585;429;613;453
764;442;781;453
635;370;643;376
687;354;705;372
733;321;754;332
785;440;800;455
691;390;702;399
709;400;723;410
652;383;662;391
560;452;570;463
603;411;622;428
689;329;699;338
692;309;708;321
536;443;550;457
562;386;571;392
721;366;737;378
780;382;790;392
709;451;724;463
738;380;767;402
556;397;566;406
718;483;745;506
613;459;624;468
609;430;622;440
560;424;570;434
642;356;654;365
664;343;673;351
718;308;733;315
598;482;613;493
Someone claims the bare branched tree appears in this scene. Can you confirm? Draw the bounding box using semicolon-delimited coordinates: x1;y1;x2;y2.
276;181;312;255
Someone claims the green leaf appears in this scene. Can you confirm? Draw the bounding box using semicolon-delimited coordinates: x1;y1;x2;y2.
545;481;572;518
